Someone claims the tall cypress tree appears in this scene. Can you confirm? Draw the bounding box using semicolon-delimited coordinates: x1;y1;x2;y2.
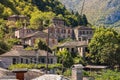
82;14;88;26
78;15;83;25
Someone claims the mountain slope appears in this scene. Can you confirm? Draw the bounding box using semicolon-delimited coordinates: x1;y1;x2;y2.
59;0;120;27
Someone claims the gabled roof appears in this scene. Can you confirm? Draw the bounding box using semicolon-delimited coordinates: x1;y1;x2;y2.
57;41;88;47
23;31;55;39
0;46;55;57
75;26;94;30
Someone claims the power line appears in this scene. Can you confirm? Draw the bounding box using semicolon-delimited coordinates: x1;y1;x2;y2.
81;0;85;15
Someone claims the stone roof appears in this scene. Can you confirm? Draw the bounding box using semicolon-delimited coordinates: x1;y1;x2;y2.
0;46;55;57
0;67;9;78
23;31;55;39
32;74;69;80
85;65;108;69
57;41;88;47
0;68;44;80
75;26;94;30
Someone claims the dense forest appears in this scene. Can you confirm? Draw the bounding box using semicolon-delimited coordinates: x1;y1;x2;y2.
0;0;88;27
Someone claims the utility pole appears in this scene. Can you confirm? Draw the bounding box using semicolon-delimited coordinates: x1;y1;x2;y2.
46;27;49;74
35;48;39;68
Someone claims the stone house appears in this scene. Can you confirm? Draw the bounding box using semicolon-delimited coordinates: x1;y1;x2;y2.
44;18;73;41
7;15;29;28
57;41;88;57
8;15;29;22
52;18;65;26
0;45;57;68
57;26;94;57
15;27;36;39
47;26;73;41
74;26;94;42
22;31;58;47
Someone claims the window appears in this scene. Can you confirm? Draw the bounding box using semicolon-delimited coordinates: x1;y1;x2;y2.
13;58;17;64
68;29;70;34
26;59;28;64
57;28;60;33
79;31;82;35
51;59;53;64
83;31;85;34
34;58;36;63
21;58;23;63
41;58;45;63
71;48;74;53
48;59;50;64
30;58;32;63
79;38;81;41
63;29;66;33
67;48;69;51
90;31;92;34
52;39;55;44
85;47;89;52
86;31;88;34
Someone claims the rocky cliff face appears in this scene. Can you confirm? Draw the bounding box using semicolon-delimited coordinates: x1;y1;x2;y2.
59;0;120;27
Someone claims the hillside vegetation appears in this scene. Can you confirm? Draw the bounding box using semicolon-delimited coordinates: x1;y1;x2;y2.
0;0;88;27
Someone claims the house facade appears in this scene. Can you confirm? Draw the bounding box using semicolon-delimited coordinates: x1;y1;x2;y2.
15;27;36;38
57;26;94;57
8;15;29;22
48;26;73;41
0;45;57;68
74;26;94;42
23;31;58;47
57;41;88;57
12;15;94;57
44;18;73;41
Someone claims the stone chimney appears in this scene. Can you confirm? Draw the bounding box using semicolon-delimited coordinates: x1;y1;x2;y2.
72;64;84;80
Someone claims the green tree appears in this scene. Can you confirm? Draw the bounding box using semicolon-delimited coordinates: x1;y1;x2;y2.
0;40;9;54
57;48;73;68
82;14;88;26
77;14;83;25
88;27;120;67
95;70;120;80
30;11;55;30
34;38;52;52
